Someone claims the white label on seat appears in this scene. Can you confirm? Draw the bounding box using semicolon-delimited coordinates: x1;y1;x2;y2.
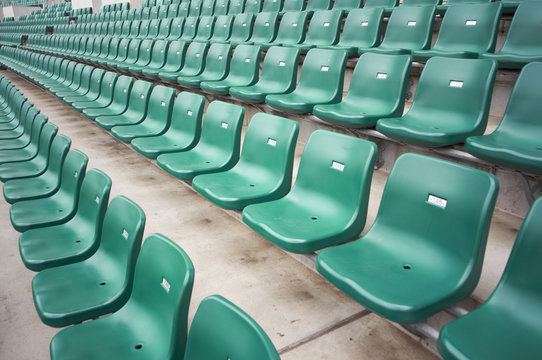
361;21;369;27
161;277;171;293
124;88;127;92
74;171;78;177
267;138;277;146
161;101;166;106
109;83;113;87
324;22;330;27
176;50;180;54
147;48;150;51
449;80;463;88
122;229;129;239
196;53;200;57
95;196;100;203
187;110;193;116
465;20;477;26
242;23;247;27
377;72;388;79
221;122;228;128
265;22;270;27
219;55;223;60
245;58;250;62
161;49;164;53
141;94;145;99
206;24;210;27
331;161;344;171
407;21;416;26
428;194;447;208
279;61;286;66
321;66;329;71
224;24;228;27
292;23;298;27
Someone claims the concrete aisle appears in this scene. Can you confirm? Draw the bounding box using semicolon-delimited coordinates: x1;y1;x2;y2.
0;71;439;359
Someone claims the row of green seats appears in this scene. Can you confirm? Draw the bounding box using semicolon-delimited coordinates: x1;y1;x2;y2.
0;74;280;360
99;1;129;12
51;2;542;67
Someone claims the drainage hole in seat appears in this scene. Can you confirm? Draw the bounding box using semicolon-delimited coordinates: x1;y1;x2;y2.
403;264;412;270
135;344;143;350
99;281;107;286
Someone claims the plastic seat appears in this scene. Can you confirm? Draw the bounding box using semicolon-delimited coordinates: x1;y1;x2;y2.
316;152;498;323
82;76;134;120
200;44;261;94
0;116;52;165
193;113;298;209
64;68;106;106
95;80;153;130
49;234;194;360
376;57;497;148
364;0;398;10
157;101;244;180
177;43;231;88
438;0;493;11
230;46;300;103
412;3;502;59
313;53;411;128
9;150;88;232
437;196;542;360
280;0;304;13
362;5;435;55
227;0;244;14
305;0;331;14
72;72;119;112
111;85;176;142
147;19;161;38
54;65;95;101
156;18;173;39
223;13;254;45
136;19;151;38
184;295;279;360
262;0;282;12
193;15;216;42
259;11;308;48
118;39;154;72
180;16;199;41
165;17;184;40
19;169;111;272
190;0;203;16
201;0;216;16
333;0;362;12
243;130;376;253
479;2;542;68
103;38;133;67
159;41;206;81
111;39;142;69
244;12;278;45
214;0;230;15
403;0;441;5
0;107;40;151
288;10;342;52
132;39;168;75
146;40;187;78
31;195;145;327
209;15;234;43
131;92;205;159
464;62;542;175
265;48;347;114
244;0;262;13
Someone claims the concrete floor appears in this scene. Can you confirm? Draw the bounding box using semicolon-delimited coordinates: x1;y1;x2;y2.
0;69;523;359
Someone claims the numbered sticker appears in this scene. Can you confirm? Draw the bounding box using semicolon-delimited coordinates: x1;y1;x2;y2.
427;194;447;208
221;122;228;128
449;80;463;88
321;66;329;71
465;20;477;26
407;21;417;26
95;196;100;204
218;55;223;60
176;50;180;54
245;58;250;62
161;277;171;293
267;138;277;146
279;61;286;66
124;88;127;92
265;22;270;27
122;229;129;239
331;161;344;171
187;110;193;116
161;101;166;106
324;22;330;27
361;21;369;27
196;53;200;57
141;94;145;99
242;23;247;27
292;23;298;27
377;72;388;79
224;24;228;27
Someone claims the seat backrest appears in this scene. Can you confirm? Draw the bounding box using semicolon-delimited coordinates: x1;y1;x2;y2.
166;91;205;149
136;39;154;65
333;0;362;10
228;0;245;14
184;295;279;359
148;39;168;67
142;85;176;129
294;48;347;101
168;17;185;39
97;71;119;101
211;15;234;41
497;2;542;55
402;0;441;6
364;0;398;8
281;0;303;12
373;152;497;288
124;234;194;360
35;121;57;157
178;1;190;17
46;134;71;180
303;10;342;45
138;19;151;38
194;15;216;41
162;40;187;71
214;0;230;15
306;0;331;12
201;0;216;15
110;75;135;111
378;5;435;51
199;43;232;77
431;2;502;53
121;20;131;36
226;44;261;80
157;17;172;38
126;80;154;115
238;113;299;189
249;11;278;43
68;63;86;88
262;0;282;12
196;100;244;154
244;0;262;13
229;13;254;42
148;18;161;37
158;4;169;17
107;38;121;60
114;38;131;61
274;11;308;44
58;149;89;201
445;0;492;5
181;16;199;40
129;19;142;37
343;53;411;118
125;39;143;63
406;57;497;134
84;68;105;98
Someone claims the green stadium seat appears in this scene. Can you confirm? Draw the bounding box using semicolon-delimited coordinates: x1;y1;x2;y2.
9;150;88;232
31;195;145;327
316;152;498;323
363;5;436;55
193;15;216;42
280;0;304;13
262;0;282;12
200;44;261;94
223;13;254;45
376;57;497;147
479;2;542;68
166;17;185;40
245;11;278;45
464;62;542;175
209;15;234;43
190;0;203;16
229;46;300;103
177;43;232;88
49;234;194;360
243;130;376;253
83;76;134;120
157;101;244;180
313;53;411;128
144;40;186;78
184;295;279;360
193;113;298;209
265;48;347;114
0;106;40;151
147;19;161;38
333;0;362;12
158;41;205;81
112;39;143;69
55;65;95;101
111;86;176;142
118;39;154;72
228;0;245;14
438;0;493;11
156;18;173;39
412;3;502;59
0;117;52;165
201;0;217;15
287;10;342;52
19;169;111;272
403;0;441;6
180;16;199;41
131;39;169;74
364;0;398;10
72;72;119;112
245;0;262;13
260;11;308;48
95;80;153;130
437;196;542;360
305;0;332;14
64;69;106;106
